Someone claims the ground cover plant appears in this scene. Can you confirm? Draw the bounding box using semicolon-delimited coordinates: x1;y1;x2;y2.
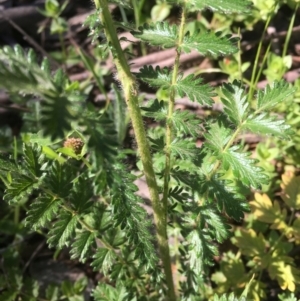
0;0;300;300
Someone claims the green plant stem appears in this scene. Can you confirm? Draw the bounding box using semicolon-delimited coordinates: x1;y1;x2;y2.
282;3;299;58
94;1;176;299
253;42;271;89
248;13;273;102
162;6;186;215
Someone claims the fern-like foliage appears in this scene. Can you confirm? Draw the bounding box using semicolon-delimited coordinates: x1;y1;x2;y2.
0;46;83;139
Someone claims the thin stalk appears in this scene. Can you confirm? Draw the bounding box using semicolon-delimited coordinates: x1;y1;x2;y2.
162;7;186;215
282;3;299;58
248;13;273;102
94;0;176;299
253;42;271;88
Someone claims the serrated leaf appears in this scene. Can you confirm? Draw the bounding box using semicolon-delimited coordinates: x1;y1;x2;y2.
181;31;238;56
169;186;189;203
70;231;95;263
136;65;172;88
199;206;230;242
203;176;248;221
203;122;232;153
256;81;296;112
187;229;217;274
172;110;201;137
47;213;78;248
186;0;252;14
69;176;93;213
242;113;290;137
175;73;214;105
92;248;117;275
221;146;268;188
170;139;197;159
4;173;39;203
220;81;249;126
110;162;157;268
141;99;167;120
131;22;178;48
46;161;74;198
41;95;73;139
26;196;61;230
23;143;44;177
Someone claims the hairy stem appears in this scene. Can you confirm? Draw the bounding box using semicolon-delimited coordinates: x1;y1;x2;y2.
94;0;176;299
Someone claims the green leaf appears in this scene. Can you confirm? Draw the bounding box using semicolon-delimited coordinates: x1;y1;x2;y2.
92;248;117;275
203;122;232;153
186;229;218;274
41;95;73;139
256;81;296;112
199;206;230;243
136;65;172;89
84;111;119;160
26;196;61;230
186;0;252;14
202;176;249;221
93;282;127;301
220;81;249;126
131;22;178;48
4;173;39;203
181;31;238;57
0;45;54;94
46;161;74;198
169;186;189;203
70;231;96;263
242;113;290;137
112;84;128;144
141;99;167;120
23;143;44;177
175;73;214;105
170;139;197;159
222;146;269;188
69;176;93;213
48;212;78;248
110;162;157;269
172;110;201;137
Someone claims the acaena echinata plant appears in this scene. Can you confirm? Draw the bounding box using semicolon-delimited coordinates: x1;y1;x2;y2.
0;0;296;300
